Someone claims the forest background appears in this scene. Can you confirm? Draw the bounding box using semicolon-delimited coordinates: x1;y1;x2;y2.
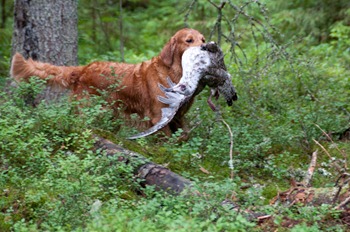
0;0;350;231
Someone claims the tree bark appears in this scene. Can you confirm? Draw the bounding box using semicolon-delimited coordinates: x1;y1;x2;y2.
1;0;6;28
119;0;124;62
11;0;78;104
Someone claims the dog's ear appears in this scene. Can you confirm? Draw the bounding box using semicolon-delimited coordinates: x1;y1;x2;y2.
160;37;176;67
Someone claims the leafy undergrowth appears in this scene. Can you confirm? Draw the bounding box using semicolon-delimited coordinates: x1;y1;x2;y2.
1;59;350;232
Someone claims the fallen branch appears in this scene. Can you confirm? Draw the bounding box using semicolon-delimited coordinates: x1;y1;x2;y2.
93;135;192;195
302;150;318;187
93;135;271;222
335;195;350;210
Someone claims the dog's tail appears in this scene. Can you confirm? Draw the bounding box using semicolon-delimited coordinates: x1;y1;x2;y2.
10;53;83;88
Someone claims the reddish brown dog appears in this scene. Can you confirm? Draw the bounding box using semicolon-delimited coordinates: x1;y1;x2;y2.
11;28;205;136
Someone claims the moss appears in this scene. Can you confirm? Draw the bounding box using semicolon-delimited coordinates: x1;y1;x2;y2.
0;187;32;231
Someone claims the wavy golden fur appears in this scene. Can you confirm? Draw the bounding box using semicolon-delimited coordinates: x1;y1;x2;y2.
11;28;206;135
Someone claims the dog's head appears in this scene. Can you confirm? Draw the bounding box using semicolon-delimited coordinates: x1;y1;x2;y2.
160;28;205;67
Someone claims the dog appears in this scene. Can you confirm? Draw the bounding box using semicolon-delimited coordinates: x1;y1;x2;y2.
11;28;205;136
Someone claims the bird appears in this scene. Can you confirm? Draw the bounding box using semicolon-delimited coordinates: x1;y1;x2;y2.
128;42;237;139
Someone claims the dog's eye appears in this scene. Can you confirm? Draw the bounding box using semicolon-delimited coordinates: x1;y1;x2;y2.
186;39;194;43
202;38;206;43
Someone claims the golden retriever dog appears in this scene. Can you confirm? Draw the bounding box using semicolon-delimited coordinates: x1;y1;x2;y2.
11;28;205;136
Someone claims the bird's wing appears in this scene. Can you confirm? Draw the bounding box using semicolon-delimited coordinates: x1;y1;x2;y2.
128;107;179;139
128;83;192;139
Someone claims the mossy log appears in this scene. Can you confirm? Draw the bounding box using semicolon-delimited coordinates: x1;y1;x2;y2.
93;136;192;195
92;135;272;222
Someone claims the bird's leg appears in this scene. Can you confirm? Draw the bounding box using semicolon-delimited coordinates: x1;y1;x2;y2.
207;88;219;111
214;88;220;100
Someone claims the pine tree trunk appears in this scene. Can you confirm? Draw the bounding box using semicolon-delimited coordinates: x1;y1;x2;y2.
1;0;7;29
11;0;78;104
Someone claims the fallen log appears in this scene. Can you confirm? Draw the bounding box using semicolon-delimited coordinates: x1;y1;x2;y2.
92;135;272;222
93;135;192;195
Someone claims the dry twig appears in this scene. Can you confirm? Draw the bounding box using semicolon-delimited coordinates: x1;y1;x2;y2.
302;150;318;187
221;118;234;179
315;123;348;171
335;195;350;210
313;138;344;173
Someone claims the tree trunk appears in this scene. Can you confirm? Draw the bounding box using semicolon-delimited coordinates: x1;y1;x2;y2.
11;0;78;104
119;0;124;62
1;0;7;29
